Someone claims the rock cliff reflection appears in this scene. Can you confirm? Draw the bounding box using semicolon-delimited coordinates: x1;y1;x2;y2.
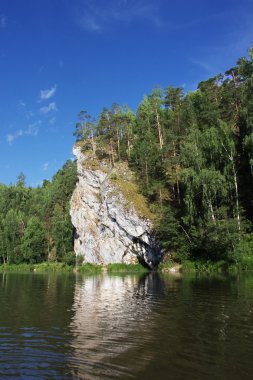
69;273;166;379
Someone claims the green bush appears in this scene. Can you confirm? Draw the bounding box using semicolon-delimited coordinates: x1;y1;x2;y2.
0;263;34;272
61;251;76;266
78;263;102;274
181;259;229;272
107;263;148;273
233;234;253;270
181;260;196;272
76;255;84;266
34;262;73;272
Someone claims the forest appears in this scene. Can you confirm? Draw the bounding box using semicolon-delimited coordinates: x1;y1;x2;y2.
1;49;253;267
0;161;77;265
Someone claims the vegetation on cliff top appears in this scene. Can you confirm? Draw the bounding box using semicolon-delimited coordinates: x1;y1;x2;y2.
110;176;154;220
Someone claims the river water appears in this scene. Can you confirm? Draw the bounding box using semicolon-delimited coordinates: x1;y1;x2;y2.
0;271;253;379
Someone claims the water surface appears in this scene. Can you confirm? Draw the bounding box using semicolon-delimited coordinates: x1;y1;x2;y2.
1;271;253;379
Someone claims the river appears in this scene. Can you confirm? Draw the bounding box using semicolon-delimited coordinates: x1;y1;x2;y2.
0;271;253;379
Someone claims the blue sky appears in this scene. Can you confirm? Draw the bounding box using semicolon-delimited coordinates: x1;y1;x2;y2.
0;0;253;186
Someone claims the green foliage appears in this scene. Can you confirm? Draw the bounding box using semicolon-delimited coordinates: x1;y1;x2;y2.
0;160;77;265
78;263;102;274
158;259;181;272
76;255;84;266
189;220;239;262
0;262;74;272
51;204;73;260
21;217;47;263
33;262;73;272
181;260;196;272
61;251;76;266
111;177;154;220
181;259;229;272
106;263;149;273
233;234;253;269
0;263;34;272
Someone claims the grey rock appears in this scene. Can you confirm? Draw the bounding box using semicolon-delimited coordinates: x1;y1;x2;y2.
70;145;162;269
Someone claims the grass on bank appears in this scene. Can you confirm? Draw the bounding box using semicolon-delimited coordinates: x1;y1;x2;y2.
106;263;149;273
77;263;102;274
160;258;253;273
0;262;148;274
2;252;253;274
0;262;102;273
181;259;230;273
0;262;74;273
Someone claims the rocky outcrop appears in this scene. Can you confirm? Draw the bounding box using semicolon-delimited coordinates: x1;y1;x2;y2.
70;145;162;269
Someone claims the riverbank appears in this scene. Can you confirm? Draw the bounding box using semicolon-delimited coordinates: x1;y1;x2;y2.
159;258;253;273
0;262;149;274
0;258;252;274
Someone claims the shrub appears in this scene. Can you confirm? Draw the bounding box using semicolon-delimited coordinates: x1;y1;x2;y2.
61;251;76;266
107;263;148;273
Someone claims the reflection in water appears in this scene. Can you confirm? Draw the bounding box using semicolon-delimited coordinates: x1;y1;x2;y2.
68;272;253;380
1;271;253;379
69;273;164;379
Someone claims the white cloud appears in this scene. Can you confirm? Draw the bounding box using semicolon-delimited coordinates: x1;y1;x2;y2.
42;162;49;171
76;0;163;32
39;102;58;114
79;14;101;31
0;15;6;29
39;85;57;101
18;100;35;119
6;134;14;145
49;117;56;125
19;100;26;107
190;59;216;74
6;121;41;145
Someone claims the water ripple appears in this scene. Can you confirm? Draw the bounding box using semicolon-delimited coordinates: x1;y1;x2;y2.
1;272;253;379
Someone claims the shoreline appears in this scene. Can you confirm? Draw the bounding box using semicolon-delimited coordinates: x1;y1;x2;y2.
0;260;252;274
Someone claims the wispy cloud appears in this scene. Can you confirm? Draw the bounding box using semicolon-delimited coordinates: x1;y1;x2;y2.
190;59;216;74
6;134;15;145
6;121;41;145
42;162;49;171
49;117;56;125
79;14;101;31
0;15;6;29
18;100;35;120
39;85;57;101
76;0;163;32
188;10;253;90
39;102;58;114
0;163;10;170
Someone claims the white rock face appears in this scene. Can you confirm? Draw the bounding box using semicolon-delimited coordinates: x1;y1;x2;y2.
70;145;162;268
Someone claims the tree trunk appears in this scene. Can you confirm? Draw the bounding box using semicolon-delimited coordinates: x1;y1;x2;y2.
232;160;241;232
127;123;132;159
91;133;96;153
176;163;181;206
145;158;149;189
110;139;115;167
155;108;164;150
208;199;216;224
116;128;120;160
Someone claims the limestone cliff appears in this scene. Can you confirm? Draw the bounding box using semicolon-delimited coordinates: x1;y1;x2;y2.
70;144;162;268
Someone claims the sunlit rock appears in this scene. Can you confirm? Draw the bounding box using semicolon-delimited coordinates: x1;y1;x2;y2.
70;144;162;268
